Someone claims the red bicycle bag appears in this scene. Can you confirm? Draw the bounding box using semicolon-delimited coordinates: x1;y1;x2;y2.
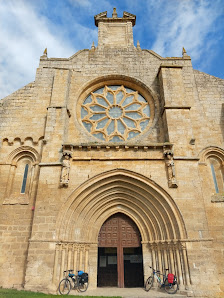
168;273;174;284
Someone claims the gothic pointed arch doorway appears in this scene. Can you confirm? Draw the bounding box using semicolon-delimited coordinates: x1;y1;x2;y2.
55;169;190;290
98;213;144;288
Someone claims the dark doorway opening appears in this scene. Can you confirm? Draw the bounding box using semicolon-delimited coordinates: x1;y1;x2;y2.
124;247;144;287
97;247;117;287
97;213;144;288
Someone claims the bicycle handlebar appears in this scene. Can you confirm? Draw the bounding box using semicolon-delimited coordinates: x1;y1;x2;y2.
149;266;169;274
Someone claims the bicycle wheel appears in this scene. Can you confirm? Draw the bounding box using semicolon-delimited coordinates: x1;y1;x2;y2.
78;280;88;292
164;278;178;294
145;276;153;291
59;278;71;295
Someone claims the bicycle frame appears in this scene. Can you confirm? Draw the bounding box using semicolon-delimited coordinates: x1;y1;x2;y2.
152;269;165;287
58;269;88;295
145;266;179;294
66;270;80;289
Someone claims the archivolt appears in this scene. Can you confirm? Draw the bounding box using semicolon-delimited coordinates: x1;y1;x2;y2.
56;169;187;243
199;146;224;163
7;146;40;164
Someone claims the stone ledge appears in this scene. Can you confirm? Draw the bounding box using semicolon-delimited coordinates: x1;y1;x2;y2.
146;238;213;244
3;194;29;205
211;193;224;203
39;162;62;167
163;106;191;110
62;142;173;152
160;64;184;69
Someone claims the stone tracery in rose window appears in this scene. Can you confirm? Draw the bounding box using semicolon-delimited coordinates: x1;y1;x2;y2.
81;85;150;142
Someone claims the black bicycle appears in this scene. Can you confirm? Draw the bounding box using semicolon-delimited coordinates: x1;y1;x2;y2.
58;269;88;295
145;266;178;294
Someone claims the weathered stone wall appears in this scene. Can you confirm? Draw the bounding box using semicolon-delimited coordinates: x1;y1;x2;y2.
0;68;54;288
193;70;224;149
0;11;224;297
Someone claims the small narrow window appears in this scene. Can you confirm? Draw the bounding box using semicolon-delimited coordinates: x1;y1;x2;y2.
21;164;29;194
210;163;219;193
210;158;224;193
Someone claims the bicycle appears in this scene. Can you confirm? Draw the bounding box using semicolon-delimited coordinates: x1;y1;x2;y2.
58;269;88;295
145;266;178;294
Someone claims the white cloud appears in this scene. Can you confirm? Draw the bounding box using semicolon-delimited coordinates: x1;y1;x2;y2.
0;1;75;99
0;0;106;99
0;0;223;100
69;0;112;12
150;0;222;63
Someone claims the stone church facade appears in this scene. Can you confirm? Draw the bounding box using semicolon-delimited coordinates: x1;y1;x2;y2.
0;9;224;297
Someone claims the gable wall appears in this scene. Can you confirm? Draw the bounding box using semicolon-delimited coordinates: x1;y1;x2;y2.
0;44;223;294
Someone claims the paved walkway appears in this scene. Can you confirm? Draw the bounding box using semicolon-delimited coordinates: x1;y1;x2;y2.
69;287;187;297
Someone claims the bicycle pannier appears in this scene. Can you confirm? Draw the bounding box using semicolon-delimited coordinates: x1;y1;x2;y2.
167;273;174;284
80;272;88;284
78;270;84;276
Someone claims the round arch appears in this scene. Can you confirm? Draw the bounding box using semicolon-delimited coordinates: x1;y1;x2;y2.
7;145;40;164
56;169;187;243
199;146;224;163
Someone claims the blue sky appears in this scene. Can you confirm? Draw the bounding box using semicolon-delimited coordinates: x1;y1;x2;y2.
0;0;223;99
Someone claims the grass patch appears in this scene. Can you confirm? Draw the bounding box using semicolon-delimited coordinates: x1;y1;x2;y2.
0;288;121;298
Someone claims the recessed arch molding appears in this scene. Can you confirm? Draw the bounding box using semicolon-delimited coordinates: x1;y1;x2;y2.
56;168;187;243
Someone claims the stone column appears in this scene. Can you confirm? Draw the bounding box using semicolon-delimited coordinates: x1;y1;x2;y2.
79;249;83;271
53;245;60;284
157;245;163;274
67;245;72;270
163;244;169;270
85;249;89;272
60;246;66;280
182;245;190;289
73;247;78;272
169;244;175;273
4;163;16;199
152;244;157;287
175;243;184;289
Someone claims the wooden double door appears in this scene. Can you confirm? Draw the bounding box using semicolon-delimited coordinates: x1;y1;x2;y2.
97;213;144;288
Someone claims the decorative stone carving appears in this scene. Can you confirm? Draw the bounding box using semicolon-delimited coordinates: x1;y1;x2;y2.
137;40;141;51
164;149;178;188
112;7;117;18
81;85;151;142
60;151;72;187
40;48;48;59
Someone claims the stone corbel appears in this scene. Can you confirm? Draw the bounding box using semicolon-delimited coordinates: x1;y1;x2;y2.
60;150;72;187
163;149;178;188
211;193;224;203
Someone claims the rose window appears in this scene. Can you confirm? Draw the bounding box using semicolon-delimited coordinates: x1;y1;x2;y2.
81;85;150;142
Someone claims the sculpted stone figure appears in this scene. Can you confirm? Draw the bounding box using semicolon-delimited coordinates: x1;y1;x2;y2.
60;153;71;186
164;149;178;188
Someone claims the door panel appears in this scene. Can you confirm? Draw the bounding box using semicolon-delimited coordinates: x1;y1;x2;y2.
98;213;141;247
97;247;117;287
98;213;143;288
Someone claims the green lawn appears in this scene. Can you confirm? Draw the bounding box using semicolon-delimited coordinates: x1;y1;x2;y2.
0;288;121;298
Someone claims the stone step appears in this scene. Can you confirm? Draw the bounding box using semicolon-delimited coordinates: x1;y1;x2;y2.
70;287;188;297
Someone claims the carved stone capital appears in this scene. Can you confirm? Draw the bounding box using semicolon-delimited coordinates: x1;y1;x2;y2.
163;149;174;157
62;150;72;158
